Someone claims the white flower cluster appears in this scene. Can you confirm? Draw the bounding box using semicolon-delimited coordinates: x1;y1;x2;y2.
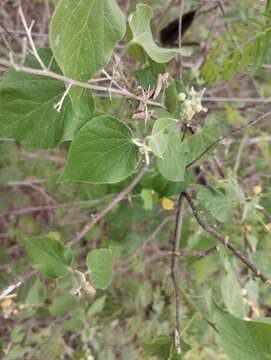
178;87;208;121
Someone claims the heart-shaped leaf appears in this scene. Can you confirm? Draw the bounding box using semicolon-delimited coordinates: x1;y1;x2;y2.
149;118;177;158
24;236;73;279
50;0;126;81
0;49;95;147
215;304;271;360
61;115;139;184
86;249;113;289
157;134;188;182
186;118;220;167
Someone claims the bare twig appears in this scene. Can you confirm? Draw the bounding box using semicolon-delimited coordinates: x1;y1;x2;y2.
0;198;110;218
183;192;271;284
171;193;185;354
18;6;47;70
0;271;35;301
186;111;271;170
145;246;219;262
179;286;218;332
233;135;248;175
126;216;174;261
68;164;148;246
174;246;218;258
178;0;185;80
0;59;164;108
2;56;270;108
54;83;72;112
202;96;271;103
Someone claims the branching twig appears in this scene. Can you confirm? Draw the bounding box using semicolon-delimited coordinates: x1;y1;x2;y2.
183;192;271;284
186;111;271;170
174;246;218;258
18;6;47;70
171;193;185;354
68;164;148;246
0;59;163;108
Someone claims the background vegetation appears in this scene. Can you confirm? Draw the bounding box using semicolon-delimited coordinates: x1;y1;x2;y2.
0;0;271;359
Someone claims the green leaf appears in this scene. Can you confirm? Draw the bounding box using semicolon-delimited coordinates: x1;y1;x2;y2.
0;49;95;147
149;118;177;158
61;115;139;184
86;249;113;289
141;188;154;210
186;117;220;167
0;341;3;357
164;80;187;117
49;293;76;316
50;0;125;81
11;327;25;344
197;187;232;223
62;86;96;141
164;80;179;116
87;295;107;317
152;172;190;198
128;4;186;63
25;280;46;305
24;236;73;279
221;262;246;318
0;50;65;148
157;134;188;182
215;304;271;360
141;336;190;359
134;60;166;90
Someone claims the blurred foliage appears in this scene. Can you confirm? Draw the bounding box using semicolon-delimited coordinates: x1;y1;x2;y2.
0;0;271;359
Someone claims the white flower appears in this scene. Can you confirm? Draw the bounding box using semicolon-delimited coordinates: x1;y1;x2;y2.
181;87;208;121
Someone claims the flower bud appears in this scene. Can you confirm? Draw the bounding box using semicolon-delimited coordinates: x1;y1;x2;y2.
253;185;262;195
178;92;186;102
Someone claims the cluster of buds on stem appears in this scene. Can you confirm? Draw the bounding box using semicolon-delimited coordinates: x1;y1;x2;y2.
178;87;208;121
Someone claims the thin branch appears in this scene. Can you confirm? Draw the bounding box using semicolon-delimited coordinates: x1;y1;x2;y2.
183;192;271;284
179;286;218;332
18;6;46;70
174;246;218;258
54;83;72;112
178;0;185;80
0;59;164;108
202;96;271;103
0;197;110;218
186;111;271;170
0;271;35;301
126;216;174;260
233;135;248;175
171;193;185;354
68;164;148;246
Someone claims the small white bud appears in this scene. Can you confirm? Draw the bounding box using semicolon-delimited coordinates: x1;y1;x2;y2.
178;92;186;102
240;288;247;296
192;103;202;113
